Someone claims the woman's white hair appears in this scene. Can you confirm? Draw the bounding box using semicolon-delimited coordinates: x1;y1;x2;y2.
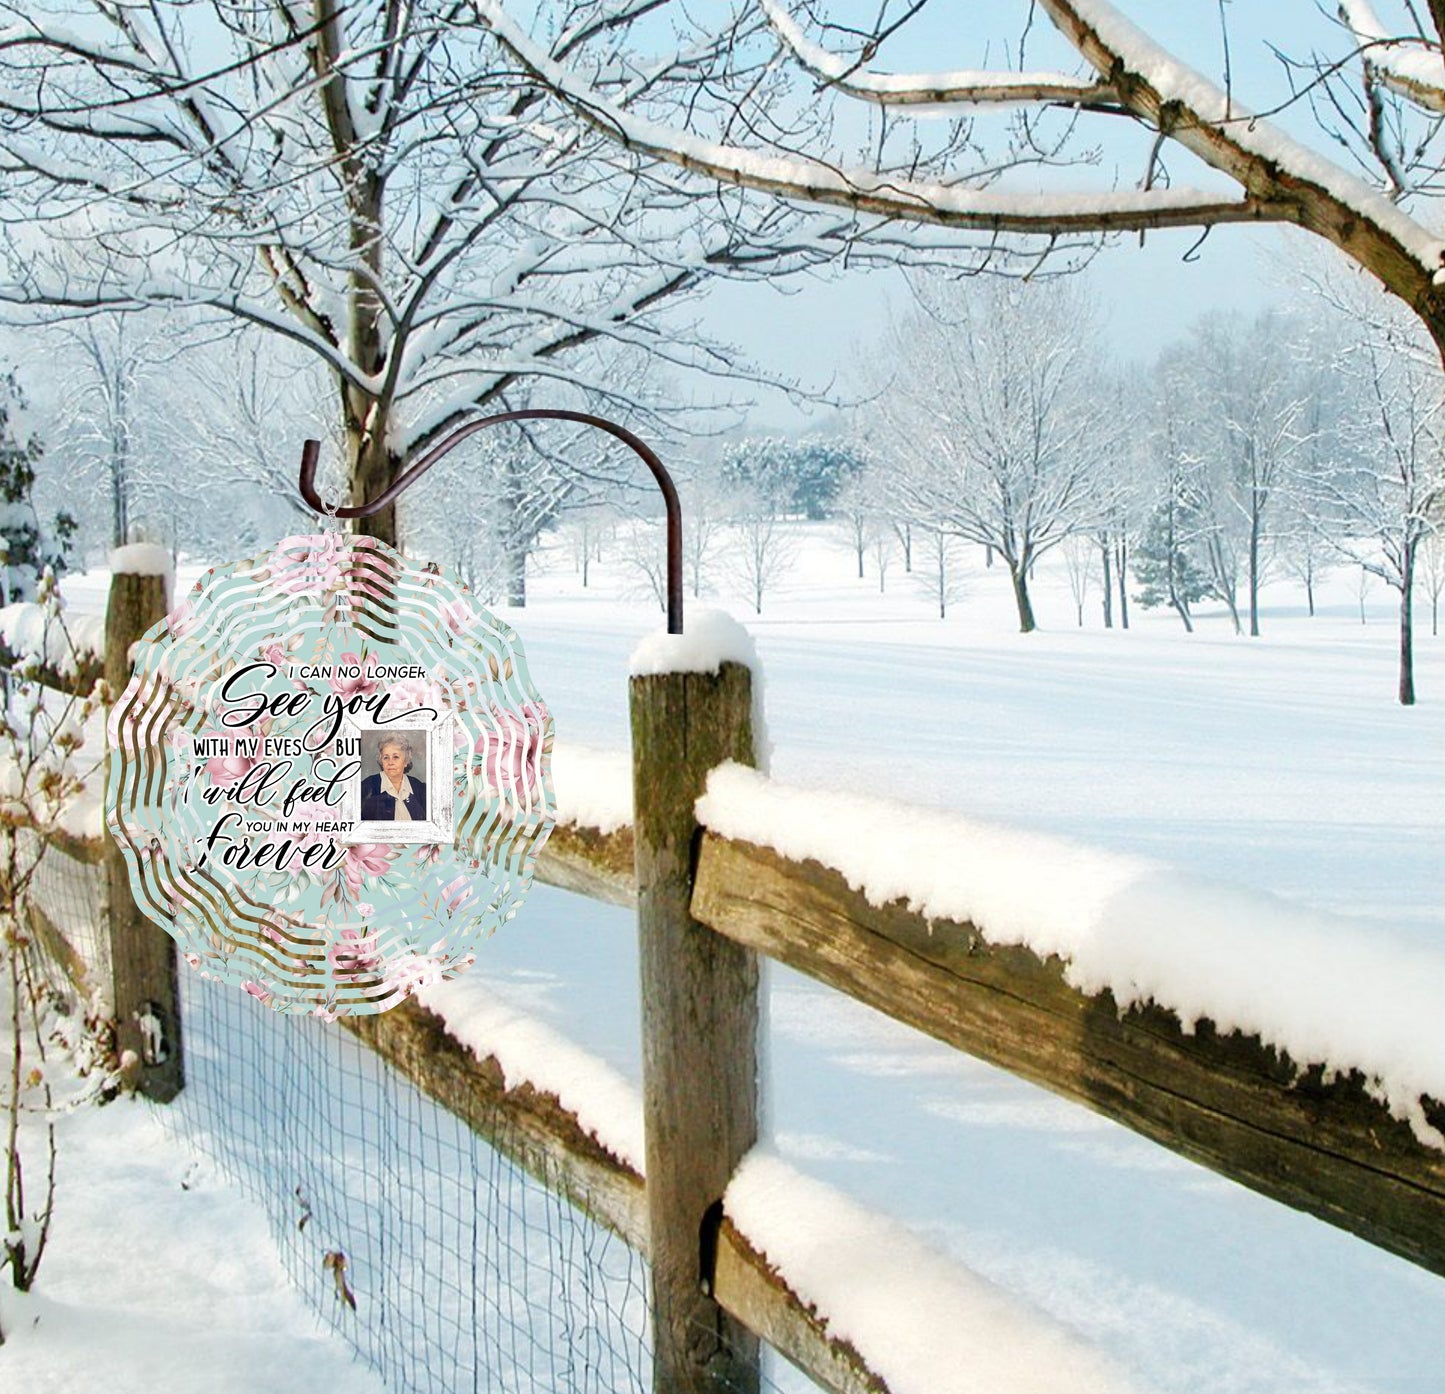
376;734;417;772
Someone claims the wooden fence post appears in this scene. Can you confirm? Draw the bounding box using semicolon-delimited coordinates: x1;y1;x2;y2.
631;660;760;1394
104;564;184;1102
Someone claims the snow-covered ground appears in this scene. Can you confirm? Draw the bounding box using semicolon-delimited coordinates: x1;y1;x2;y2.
0;1088;387;1393
10;525;1445;1392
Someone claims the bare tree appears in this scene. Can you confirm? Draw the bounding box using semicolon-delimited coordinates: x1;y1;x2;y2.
868;278;1114;633
1421;529;1445;637
0;2;874;547
1310;304;1445;703
869;526;894;594
564;502;617;591
1189;314;1310;637
46;315;165;550
1061;536;1095;628
915;527;967;620
620;516;670;614
727;488;797;614
834;471;872;582
680;473;737;599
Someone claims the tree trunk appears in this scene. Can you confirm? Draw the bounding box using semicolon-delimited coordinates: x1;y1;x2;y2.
111;370;129;548
508;541;527;607
1008;559;1037;633
1166;557;1194;634
350;425;399;549
1248;496;1262;638
1116;537;1130;629
1306;568;1316;618
1399;547;1416;706
1099;532;1113;628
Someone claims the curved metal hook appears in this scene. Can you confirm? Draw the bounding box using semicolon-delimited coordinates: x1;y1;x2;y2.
299;409;683;633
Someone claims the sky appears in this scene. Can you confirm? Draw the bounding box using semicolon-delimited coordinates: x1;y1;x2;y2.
672;1;1368;431
696;223;1298;431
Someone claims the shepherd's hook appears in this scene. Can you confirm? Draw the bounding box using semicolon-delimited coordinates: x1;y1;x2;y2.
298;409;683;633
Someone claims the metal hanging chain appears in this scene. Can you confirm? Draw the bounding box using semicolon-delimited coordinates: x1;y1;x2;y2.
297;410;684;634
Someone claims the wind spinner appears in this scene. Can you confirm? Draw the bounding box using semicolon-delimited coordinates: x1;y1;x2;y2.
105;410;681;1017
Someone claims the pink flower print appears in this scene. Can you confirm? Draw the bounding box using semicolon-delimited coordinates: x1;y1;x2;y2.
439;598;476;636
474;701;548;797
415;844;444;868
329;652;379;700
263;642;287;668
355;902;375;919
391;677;441;713
165;598;198;639
273;533;346;596
438;874;475;917
243;980;274;1007
345;537;401;600
373;952;447;1009
343;842;394;895
328;927;382;981
259;918;309;969
206;740;257;788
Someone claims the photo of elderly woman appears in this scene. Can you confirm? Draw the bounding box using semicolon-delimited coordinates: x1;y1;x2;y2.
360;733;429;823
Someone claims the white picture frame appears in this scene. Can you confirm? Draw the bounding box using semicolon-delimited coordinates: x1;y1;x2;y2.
340;711;456;845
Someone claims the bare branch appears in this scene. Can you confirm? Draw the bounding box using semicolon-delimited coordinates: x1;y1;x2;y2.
473;0;1293;236
760;0;1121;109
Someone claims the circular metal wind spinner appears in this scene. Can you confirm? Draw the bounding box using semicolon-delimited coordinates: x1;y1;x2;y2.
105;411;681;1017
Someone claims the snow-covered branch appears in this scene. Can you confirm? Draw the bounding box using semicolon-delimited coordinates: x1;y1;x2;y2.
474;0;1289;236
760;0;1120;109
1339;0;1445;114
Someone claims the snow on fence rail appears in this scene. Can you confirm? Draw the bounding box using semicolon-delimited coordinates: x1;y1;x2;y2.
18;569;1445;1394
540;761;1445;1286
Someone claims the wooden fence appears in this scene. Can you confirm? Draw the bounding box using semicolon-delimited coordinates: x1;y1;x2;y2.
17;566;1445;1394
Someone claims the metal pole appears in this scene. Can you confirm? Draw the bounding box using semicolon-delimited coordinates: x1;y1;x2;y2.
298;410;684;633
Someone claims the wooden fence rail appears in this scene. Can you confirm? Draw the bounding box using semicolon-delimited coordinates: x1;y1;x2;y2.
15;565;1445;1394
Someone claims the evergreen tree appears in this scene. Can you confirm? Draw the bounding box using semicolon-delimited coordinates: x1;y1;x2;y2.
721;437;864;520
0;371;73;603
1132;498;1212;633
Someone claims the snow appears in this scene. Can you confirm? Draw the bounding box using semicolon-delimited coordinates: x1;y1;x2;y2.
629;607;770;768
108;542;172;578
417;974;646;1172
0;601;102;676
726;1148;1146;1394
761;0;1102;102
1057;0;1445;268
28;530;1445;1393
1339;0;1445;103
697;762;1445;1145
0;1095;383;1394
551;740;633;834
629;606;759;678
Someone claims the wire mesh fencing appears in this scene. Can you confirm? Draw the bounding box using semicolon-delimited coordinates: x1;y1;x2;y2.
17;831;109;1007
165;967;655;1394
20;839;815;1394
